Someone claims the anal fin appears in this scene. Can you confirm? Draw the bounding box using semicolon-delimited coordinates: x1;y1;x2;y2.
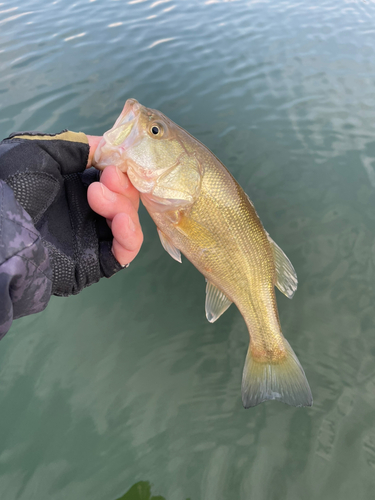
205;281;232;323
157;228;181;263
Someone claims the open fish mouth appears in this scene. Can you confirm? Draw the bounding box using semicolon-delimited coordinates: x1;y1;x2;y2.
93;99;145;169
102;99;142;147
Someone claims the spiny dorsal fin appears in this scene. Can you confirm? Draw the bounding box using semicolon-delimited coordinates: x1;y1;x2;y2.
157;228;182;263
267;233;298;299
205;281;232;323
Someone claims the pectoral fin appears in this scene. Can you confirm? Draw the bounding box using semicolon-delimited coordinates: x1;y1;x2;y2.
175;215;217;248
157;228;182;263
205;281;232;323
267;234;298;299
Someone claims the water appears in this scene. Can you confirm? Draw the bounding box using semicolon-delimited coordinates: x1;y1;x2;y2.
1;0;375;498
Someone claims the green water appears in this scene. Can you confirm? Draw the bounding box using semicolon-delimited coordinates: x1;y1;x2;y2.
1;0;375;499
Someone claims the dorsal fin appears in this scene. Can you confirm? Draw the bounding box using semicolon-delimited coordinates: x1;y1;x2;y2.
267;234;298;299
205;281;232;323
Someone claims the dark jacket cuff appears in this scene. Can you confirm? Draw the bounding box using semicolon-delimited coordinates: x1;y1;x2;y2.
2;130;89;175
99;241;124;278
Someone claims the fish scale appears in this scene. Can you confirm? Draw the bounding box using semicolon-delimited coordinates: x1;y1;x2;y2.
94;98;313;409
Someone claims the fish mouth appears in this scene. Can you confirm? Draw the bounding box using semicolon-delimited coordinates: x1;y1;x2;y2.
102;97;158;149
93;98;146;169
125;98;142;115
94;98;159;173
103;99;142;147
121;98;142;121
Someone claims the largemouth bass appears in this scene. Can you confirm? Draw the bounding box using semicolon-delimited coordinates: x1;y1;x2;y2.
93;99;312;408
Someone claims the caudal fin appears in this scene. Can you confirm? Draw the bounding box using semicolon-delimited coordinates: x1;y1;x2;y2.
241;340;312;408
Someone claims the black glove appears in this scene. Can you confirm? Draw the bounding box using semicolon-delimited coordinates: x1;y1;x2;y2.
0;130;123;296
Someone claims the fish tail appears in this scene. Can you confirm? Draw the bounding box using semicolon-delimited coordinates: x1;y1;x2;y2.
241;339;312;408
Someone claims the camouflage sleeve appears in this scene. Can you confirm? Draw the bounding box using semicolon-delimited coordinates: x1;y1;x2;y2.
0;180;52;339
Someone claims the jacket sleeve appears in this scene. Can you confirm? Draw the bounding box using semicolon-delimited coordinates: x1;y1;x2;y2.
0;179;52;340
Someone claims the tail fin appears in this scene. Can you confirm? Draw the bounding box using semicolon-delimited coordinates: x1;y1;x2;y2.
241;340;313;408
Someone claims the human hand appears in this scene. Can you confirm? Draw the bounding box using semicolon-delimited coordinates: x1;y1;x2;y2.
86;136;143;267
0;130;144;298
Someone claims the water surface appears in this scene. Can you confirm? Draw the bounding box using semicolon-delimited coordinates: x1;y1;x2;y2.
1;1;375;499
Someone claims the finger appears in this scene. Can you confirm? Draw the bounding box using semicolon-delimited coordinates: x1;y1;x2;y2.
111;212;144;265
87;182;136;221
100;165;140;211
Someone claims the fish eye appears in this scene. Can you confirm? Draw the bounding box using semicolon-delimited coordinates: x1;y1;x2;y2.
149;122;164;138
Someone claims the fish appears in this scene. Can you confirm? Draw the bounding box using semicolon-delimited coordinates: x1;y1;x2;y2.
93;98;313;408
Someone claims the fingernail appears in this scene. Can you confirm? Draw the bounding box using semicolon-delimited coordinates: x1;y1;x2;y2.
100;183;116;201
115;166;129;189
